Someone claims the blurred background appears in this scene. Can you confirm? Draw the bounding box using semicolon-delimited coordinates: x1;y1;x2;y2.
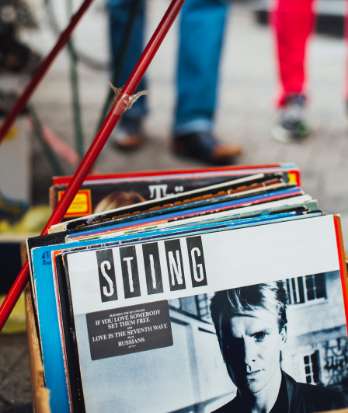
1;0;348;411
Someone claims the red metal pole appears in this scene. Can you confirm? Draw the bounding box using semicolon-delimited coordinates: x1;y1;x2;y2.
0;0;95;143
0;0;185;331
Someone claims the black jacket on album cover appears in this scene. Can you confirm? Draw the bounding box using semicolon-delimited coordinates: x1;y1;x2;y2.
212;372;346;413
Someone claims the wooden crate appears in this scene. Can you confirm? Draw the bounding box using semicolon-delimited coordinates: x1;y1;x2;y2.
25;289;50;413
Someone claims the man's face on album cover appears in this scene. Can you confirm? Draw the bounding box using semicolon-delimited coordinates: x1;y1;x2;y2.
221;307;286;395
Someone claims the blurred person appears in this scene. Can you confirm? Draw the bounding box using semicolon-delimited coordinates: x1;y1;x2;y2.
271;0;330;143
210;282;346;412
106;0;242;165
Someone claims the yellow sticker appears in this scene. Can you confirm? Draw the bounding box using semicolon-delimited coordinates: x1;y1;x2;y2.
58;189;92;217
288;171;299;186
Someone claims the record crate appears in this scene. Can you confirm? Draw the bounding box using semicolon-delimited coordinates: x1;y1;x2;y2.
24;259;348;413
25;288;50;413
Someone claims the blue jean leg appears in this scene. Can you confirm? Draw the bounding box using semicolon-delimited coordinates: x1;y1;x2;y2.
107;0;147;127
174;0;230;135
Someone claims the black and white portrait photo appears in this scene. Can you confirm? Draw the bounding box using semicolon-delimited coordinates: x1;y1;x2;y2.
210;275;348;412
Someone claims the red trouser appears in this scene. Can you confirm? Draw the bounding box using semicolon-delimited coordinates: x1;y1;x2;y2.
272;0;348;107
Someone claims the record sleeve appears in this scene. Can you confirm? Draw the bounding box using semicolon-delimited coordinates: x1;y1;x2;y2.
50;173;299;234
29;206;319;413
57;215;348;413
50;164;300;221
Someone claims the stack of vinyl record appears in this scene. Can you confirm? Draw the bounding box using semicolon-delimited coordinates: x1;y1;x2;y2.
27;164;348;413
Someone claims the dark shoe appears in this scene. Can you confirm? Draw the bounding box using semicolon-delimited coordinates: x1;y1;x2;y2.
272;94;311;143
172;132;242;165
112;131;144;152
111;118;144;152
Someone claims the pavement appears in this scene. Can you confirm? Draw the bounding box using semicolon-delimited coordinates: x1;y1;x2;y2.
2;1;348;411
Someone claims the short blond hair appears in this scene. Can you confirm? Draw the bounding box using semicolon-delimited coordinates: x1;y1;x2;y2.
210;282;288;339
